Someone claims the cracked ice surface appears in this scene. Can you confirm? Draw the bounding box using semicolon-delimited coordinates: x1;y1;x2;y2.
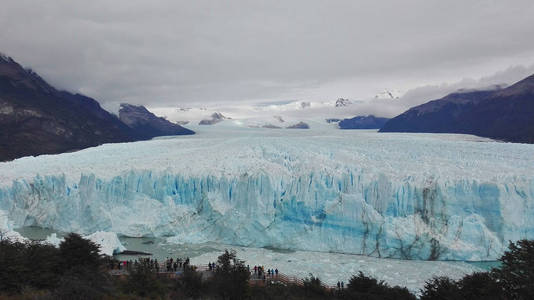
190;245;482;294
1;126;534;260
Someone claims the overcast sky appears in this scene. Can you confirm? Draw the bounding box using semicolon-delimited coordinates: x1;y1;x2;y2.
2;0;534;111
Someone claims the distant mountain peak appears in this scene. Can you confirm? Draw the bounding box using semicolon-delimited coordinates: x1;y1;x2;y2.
380;73;534;143
0;52;12;62
199;112;228;125
338;115;390;129
374;89;402;100
120;103;149;112
299;101;311;109
495;73;534;97
119;103;194;138
335;98;352;107
286;121;310;129
0;54;194;161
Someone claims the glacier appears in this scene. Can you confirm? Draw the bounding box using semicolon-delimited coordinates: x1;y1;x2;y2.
1;209;124;255
1;126;534;261
0;210;27;243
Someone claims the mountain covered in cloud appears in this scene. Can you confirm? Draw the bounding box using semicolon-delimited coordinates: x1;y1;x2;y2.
286;121;310;129
381;74;534;143
199;112;228;125
374;89;402;100
0;53;194;161
335;98;352;107
150;98;367;130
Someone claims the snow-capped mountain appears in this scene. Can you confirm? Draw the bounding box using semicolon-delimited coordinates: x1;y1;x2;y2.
149;98;372;130
374;89;402;100
199;112;228;125
335;98;352;107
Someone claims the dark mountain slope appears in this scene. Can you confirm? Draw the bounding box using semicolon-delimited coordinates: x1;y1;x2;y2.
338;115;390;129
119;103;194;139
380;74;534;143
0;53;193;161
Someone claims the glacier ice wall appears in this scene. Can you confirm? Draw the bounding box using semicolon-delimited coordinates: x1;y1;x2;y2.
1;129;534;260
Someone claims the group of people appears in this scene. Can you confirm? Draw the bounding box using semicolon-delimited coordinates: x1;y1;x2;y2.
109;256;282;281
251;265;278;280
109;258;160;272
108;257;192;273
207;262;217;270
205;262;280;281
164;257;190;272
109;256;345;290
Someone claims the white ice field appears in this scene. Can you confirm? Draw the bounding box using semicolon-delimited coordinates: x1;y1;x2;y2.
1;122;534;266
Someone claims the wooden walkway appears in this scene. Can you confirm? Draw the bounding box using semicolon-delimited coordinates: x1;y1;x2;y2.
109;263;335;290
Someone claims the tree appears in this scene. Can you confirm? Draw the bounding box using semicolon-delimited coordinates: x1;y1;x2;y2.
177;266;203;299
212;250;250;300
493;239;534;299
0;239;27;293
124;260;165;298
59;233;103;271
56;233;115;299
23;242;62;290
419;276;460;300
53;267;113;300
457;272;503;300
347;271;380;294
346;272;415;300
303;274;326;297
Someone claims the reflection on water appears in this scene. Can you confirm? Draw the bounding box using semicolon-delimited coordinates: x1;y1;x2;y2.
465;261;501;270
14;226;498;272
14;226;222;261
115;236;220;261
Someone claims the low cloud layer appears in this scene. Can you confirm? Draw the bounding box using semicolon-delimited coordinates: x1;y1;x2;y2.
2;0;534;113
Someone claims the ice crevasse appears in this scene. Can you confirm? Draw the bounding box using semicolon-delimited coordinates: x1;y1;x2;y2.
1;129;534;261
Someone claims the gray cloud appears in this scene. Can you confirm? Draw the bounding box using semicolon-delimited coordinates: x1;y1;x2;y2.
1;0;534;112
